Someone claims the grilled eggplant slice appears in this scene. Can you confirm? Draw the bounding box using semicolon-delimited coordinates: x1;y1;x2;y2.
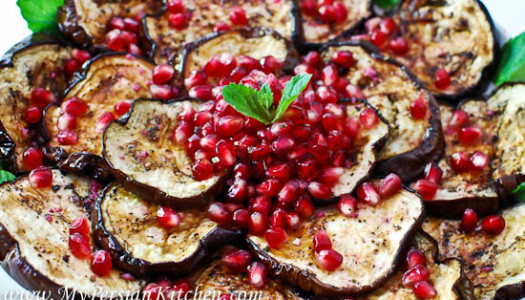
392;0;497;100
247;183;424;297
299;0;372;46
0;170;145;299
423;203;525;300
181;29;300;82
103;99;225;209
322;42;444;182
144;0;299;64
93;184;240;277
58;0;163;50
42;54;154;181
0;33;72;172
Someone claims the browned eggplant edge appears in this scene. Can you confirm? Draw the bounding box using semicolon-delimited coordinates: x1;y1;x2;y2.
494;282;525;300
92;183;243;278
245;188;426;297
101;97;228;209
323;40;445;183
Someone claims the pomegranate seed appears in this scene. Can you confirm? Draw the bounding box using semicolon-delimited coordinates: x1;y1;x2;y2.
370;29;388;47
249;212;268;236
316;86;337;103
284;213;301;231
379;173;402;198
22;147;43;170
333;1;348;23
402;265;430;287
25;106;41;123
178;101;196;122
481;215;505;235
61;97;88;116
406;249;426;268
389;37;409;55
331;51;354;68
345;84;365;99
357;182;381;206
461;208;478;233
91;250;113;277
250;196;272;216
410;96;427;120
194;111;212;126
57;130;79;145
321;167;344;187
450;151;471;173
129;43;144;56
173;122;192;145
295;195;315;218
216;140;236;167
65;58;80;75
96;111;115;133
142;283;161;300
248;144;271;160
303;51;320;67
321;64;339;87
238;55;260;72
309;132;329;160
458;126;482;145
156;207;181;229
365;17;381;33
318;4;336;23
359;108;379;129
411;281;437;299
72;49;91;64
434;68;450;90
322;112;342;132
109;16;125;30
189;85;213;99
167;280;191;299
228;178;248;202
269;209;286;228
265;227;288;249
233;208;251;229
150;85;173;100
317;249;343;271
31;88;55;108
199;134;219;152
379;17;397;35
470;151;489;171
271;136;295;155
230;6;248;25
70;217;90;236
57;113;77;131
338;194;358;218
297;158;317;180
277;181;299;205
152;64;175;85
423;163;443;184
260;56;281;74
256;179;282;197
168;13;187;30
313;230;332;253
208;202;232;226
447;110;469;130
308;182;331;200
344;117;361;139
69;233;92;260
106;29;125;51
300;0;317;16
214;22;231;32
185;71;208;89
233;163;250;179
411;179;438;200
248;262;267;288
222;249;252;273
123;18;140;32
217;116;244;137
193;159;213;181
167;0;185;13
114;100;131;116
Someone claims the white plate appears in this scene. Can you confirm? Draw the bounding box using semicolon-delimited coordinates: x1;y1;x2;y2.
0;0;523;297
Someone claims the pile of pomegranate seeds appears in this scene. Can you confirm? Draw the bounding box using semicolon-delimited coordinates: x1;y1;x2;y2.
300;0;348;24
150;63;178;100
55;96;89;146
105;14;144;55
313;230;343;271
25;88;56;125
364;17;409;56
402;248;437;299
411;162;441;201
461;208;506;235
65;49;92;76
166;0;192;30
144;278;193;300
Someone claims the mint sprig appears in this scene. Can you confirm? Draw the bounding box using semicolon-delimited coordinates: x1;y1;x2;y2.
374;0;400;10
513;182;525;202
17;0;64;33
222;74;312;125
0;169;15;185
494;32;525;86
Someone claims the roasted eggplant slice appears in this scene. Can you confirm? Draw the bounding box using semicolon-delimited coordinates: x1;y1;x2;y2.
42;54;154;180
103;99;225;209
423;203;525;300
181;29;300;82
93;184;240;277
247;183;424;297
392;0;497;100
322;42;444;182
144;0;299;64
58;0;163;50
0;33;72;172
299;0;372;46
0;170;145;299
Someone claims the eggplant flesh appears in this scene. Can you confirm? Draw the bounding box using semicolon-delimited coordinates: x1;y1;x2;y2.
0;170;145;299
322;43;444;182
103;99;225;209
393;0;497;100
423;203;525;300
144;0;298;64
247;184;424;297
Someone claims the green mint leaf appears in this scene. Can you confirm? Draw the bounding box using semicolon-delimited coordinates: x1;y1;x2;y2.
513;182;525;202
374;0;400;10
259;84;274;111
222;84;274;125
273;74;312;123
494;32;525;86
0;169;15;185
17;0;64;33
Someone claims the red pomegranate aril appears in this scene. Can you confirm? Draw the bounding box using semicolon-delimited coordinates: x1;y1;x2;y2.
410;96;427;120
331;51;354;68
25;106;42;123
72;49;91;64
238;55;260;72
321;64;339;86
389;37;409;55
338;194;358;218
295;195;314;218
406;248;426;268
248;143;271;160
357;182;381;206
222;249;252;273
359;108;379;129
481;215;505;235
194;111;212;126
62;97;88;116
184;70;207;89
143;283;161;299
122;17;139;32
284;213;301;231
169;280;191;298
194;149;213;161
450;151;471;173
129;43;143;56
168;13;187;30
256;179;283;197
96;111;115;133
269;209;286;228
217;116;244;137
31;88;55;108
106;29;125;51
22;147;43;170
193;159;214;181
57;113;77;131
150;85;173;100
250;212;268;236
316;86;337;103
318;4;337;23
300;0;317;16
248;261;267;288
228;178;248;202
152;64;175;85
380;17;397;35
344;117;361;139
109;16;125;30
167;0;185;13
448;109;469;130
266;164;290;182
297;158;317;181
65;58;80;75
91;250;113;277
70;217;90;236
233;208;251;229
322;112;342;132
57;130;79;145
233;163;250;179
250;196;272;216
370;29;388;47
272;136;295;155
313;230;332;253
208;202;232;226
69;233;92;260
316;249;343;271
470;151;489;171
458;126;482;145
434;68;450;90
379;173;402;198
402;265;431;287
303;51;320;66
308;182;331;200
411;281;437;299
265;227;288;249
344;84;365;99
411;179;438;200
309;132;329;160
277;181;299;205
230;6;248;25
270;121;293;137
461;208;478;233
321;167;344;187
216;140;236;167
114;100;131;116
334;1;348;23
423;162;443;184
260;56;281;74
214;22;231;32
189;85;213;99
199;134;219;152
156;207;181;230
173;122;192;145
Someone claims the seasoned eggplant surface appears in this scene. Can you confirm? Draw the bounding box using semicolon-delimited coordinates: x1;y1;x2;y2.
247;185;424;297
0;171;144;298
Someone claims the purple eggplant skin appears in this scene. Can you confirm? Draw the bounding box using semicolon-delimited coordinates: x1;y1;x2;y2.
425;195;500;219
496;174;525;208
92;183;243;278
494;283;525;300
